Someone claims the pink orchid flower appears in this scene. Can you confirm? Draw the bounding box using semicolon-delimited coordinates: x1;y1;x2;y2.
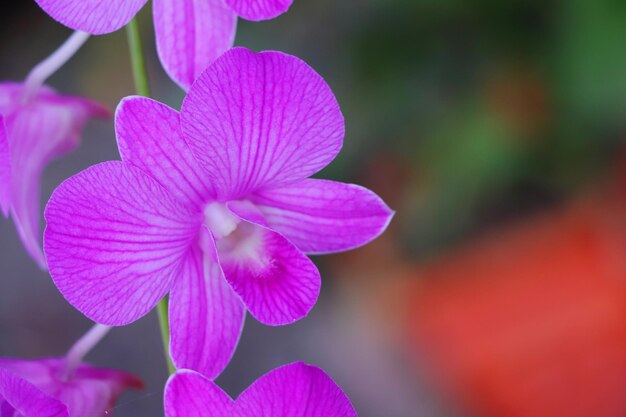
35;0;294;89
44;47;393;379
0;83;108;268
165;362;357;417
0;325;142;417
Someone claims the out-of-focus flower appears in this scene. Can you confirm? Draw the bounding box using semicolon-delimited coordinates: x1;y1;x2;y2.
44;47;393;378
164;362;357;417
407;189;626;417
0;359;142;417
0;82;108;268
35;0;295;89
0;116;10;219
0;324;142;417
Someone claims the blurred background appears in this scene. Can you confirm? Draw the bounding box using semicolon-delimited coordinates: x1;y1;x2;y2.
1;0;626;416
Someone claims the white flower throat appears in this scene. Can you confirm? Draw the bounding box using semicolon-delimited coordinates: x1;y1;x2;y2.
203;202;240;240
203;202;267;269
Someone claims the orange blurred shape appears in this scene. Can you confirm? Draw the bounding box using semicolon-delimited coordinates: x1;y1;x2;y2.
408;192;626;417
485;67;552;138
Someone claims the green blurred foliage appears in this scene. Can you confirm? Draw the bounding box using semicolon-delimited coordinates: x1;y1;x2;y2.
338;0;626;255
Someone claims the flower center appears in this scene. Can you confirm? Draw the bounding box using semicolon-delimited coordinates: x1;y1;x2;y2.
202;202;268;270
203;202;241;240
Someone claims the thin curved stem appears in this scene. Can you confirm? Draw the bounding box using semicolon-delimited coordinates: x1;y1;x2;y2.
64;323;111;379
156;296;175;374
125;16;175;375
23;31;90;101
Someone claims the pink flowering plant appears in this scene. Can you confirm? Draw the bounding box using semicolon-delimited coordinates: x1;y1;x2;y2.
0;0;392;415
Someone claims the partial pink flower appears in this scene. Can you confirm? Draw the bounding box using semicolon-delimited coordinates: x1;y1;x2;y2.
0;82;108;268
32;0;148;35
35;0;295;89
153;0;237;90
0;357;143;417
44;47;393;378
0;115;10;218
164;362;358;417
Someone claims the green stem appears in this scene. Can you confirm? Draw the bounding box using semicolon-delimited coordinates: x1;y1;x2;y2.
156;297;175;374
125;17;174;374
125;18;151;97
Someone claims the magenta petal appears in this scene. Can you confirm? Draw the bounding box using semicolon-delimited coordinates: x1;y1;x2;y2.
225;0;293;21
116;96;214;209
218;210;320;326
164;370;233;417
181;48;344;200
0;368;69;417
34;0;148;34
1;83;109;269
251;179;393;254
235;362;358;417
0;116;10;218
169;242;245;379
44;161;200;325
153;0;237;90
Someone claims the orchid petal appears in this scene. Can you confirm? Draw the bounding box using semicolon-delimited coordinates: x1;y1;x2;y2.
225;0;293;21
0;368;69;417
251;179;393;254
0;401;14;416
44;161;199;325
0;359;54;390
0;116;10;218
153;0;237;90
235;362;358;417
116;96;214;209
0;83;109;269
218;206;320;325
164;370;233;417
169;241;245;379
181;48;344;200
34;0;148;34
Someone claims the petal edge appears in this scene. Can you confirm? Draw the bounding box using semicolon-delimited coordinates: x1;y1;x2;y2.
0;116;10;218
225;0;294;21
165;370;233;417
34;0;148;34
235;362;358;417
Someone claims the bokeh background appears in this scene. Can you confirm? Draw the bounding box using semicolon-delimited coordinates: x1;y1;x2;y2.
1;1;626;416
